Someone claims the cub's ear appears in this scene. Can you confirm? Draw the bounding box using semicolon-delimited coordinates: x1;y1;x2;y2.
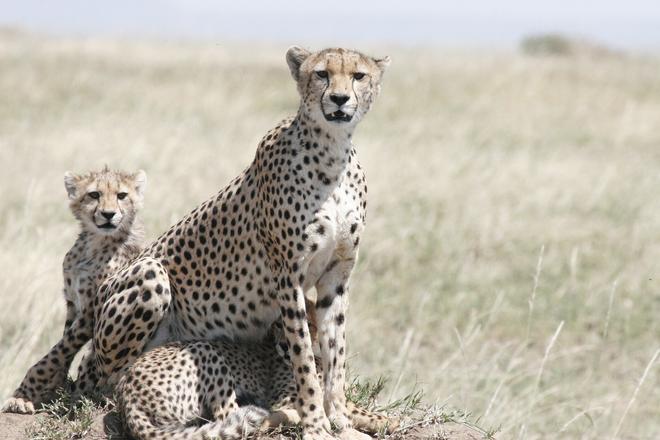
133;169;147;199
64;171;79;200
374;56;391;72
286;46;311;81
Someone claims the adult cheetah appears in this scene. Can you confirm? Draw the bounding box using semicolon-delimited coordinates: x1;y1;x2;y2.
85;46;389;440
2;167;147;414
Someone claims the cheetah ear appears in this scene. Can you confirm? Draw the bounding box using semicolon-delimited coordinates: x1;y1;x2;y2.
373;56;391;72
286;46;311;81
64;171;79;200
133;169;147;199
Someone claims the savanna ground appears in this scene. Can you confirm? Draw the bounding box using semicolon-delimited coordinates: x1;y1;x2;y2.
0;30;658;439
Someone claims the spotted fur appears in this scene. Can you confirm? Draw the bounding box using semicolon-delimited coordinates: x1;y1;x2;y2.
82;46;389;440
116;318;398;440
2;167;146;414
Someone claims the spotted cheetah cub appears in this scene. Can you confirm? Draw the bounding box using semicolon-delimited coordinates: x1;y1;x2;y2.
2;167;147;414
116;320;397;440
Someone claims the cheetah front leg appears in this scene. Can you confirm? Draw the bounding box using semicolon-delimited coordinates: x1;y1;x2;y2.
2;313;93;413
277;271;336;440
69;348;101;399
62;299;77;336
315;258;369;440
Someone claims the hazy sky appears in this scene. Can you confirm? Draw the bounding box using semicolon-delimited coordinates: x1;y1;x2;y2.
1;0;659;49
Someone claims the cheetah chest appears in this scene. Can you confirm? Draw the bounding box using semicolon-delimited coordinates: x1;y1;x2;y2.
303;186;363;292
66;257;98;314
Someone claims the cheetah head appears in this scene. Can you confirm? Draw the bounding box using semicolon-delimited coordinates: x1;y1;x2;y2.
286;46;390;129
63;167;146;236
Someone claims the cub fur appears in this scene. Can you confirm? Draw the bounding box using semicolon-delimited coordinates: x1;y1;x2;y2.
2;167;146;413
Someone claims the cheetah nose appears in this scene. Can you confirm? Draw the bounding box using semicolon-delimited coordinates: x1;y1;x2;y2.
329;94;350;106
101;211;116;220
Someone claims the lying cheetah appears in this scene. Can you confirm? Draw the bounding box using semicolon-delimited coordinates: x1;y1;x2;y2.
117;318;397;440
2;167;147;414
87;47;389;440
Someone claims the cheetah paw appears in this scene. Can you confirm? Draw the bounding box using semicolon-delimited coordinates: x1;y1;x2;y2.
329;411;352;430
2;396;36;414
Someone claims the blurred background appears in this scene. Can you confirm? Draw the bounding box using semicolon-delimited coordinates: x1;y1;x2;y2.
0;1;658;439
2;0;660;50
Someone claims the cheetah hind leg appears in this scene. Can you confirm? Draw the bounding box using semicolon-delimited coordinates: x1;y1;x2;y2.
93;257;172;387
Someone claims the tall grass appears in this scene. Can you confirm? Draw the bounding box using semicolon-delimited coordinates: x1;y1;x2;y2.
0;31;658;438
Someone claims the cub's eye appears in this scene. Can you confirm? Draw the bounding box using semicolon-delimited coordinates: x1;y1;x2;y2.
88;191;100;199
117;192;128;200
353;72;366;80
315;70;328;79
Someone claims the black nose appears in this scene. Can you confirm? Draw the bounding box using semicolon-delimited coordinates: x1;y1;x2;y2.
101;211;115;220
329;94;350;106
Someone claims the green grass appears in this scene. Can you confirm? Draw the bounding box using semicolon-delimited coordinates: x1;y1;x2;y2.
347;376;496;438
25;390;103;440
0;31;659;438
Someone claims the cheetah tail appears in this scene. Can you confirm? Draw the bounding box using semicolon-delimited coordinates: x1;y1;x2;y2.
122;405;269;440
201;405;270;439
347;401;400;435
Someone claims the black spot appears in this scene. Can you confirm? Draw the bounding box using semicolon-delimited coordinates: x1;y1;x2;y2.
142;310;153;322
117;348;129;358
316;296;334;309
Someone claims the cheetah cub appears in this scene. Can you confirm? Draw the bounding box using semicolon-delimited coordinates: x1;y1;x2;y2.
2;167;147;414
116;320;398;440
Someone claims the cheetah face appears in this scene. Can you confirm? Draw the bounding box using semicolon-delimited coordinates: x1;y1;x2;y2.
286;47;390;129
64;167;146;236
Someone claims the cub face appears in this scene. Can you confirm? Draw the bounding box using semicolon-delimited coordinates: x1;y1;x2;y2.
64;167;146;236
286;46;390;129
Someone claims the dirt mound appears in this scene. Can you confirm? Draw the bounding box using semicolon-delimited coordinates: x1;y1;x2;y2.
0;411;126;440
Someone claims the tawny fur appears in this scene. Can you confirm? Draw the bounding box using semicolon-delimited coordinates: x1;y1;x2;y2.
2;167;146;414
80;46;389;440
116;319;398;440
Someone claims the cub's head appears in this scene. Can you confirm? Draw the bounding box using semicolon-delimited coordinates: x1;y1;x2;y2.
64;167;146;236
286;46;390;129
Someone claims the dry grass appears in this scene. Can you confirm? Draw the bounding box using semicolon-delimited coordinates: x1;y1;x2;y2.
0;31;659;439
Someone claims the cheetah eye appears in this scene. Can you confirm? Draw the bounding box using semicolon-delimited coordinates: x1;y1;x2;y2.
88;191;100;199
315;70;328;79
353;72;366;80
117;192;128;200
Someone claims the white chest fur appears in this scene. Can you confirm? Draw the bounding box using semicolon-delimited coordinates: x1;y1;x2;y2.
303;184;361;293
